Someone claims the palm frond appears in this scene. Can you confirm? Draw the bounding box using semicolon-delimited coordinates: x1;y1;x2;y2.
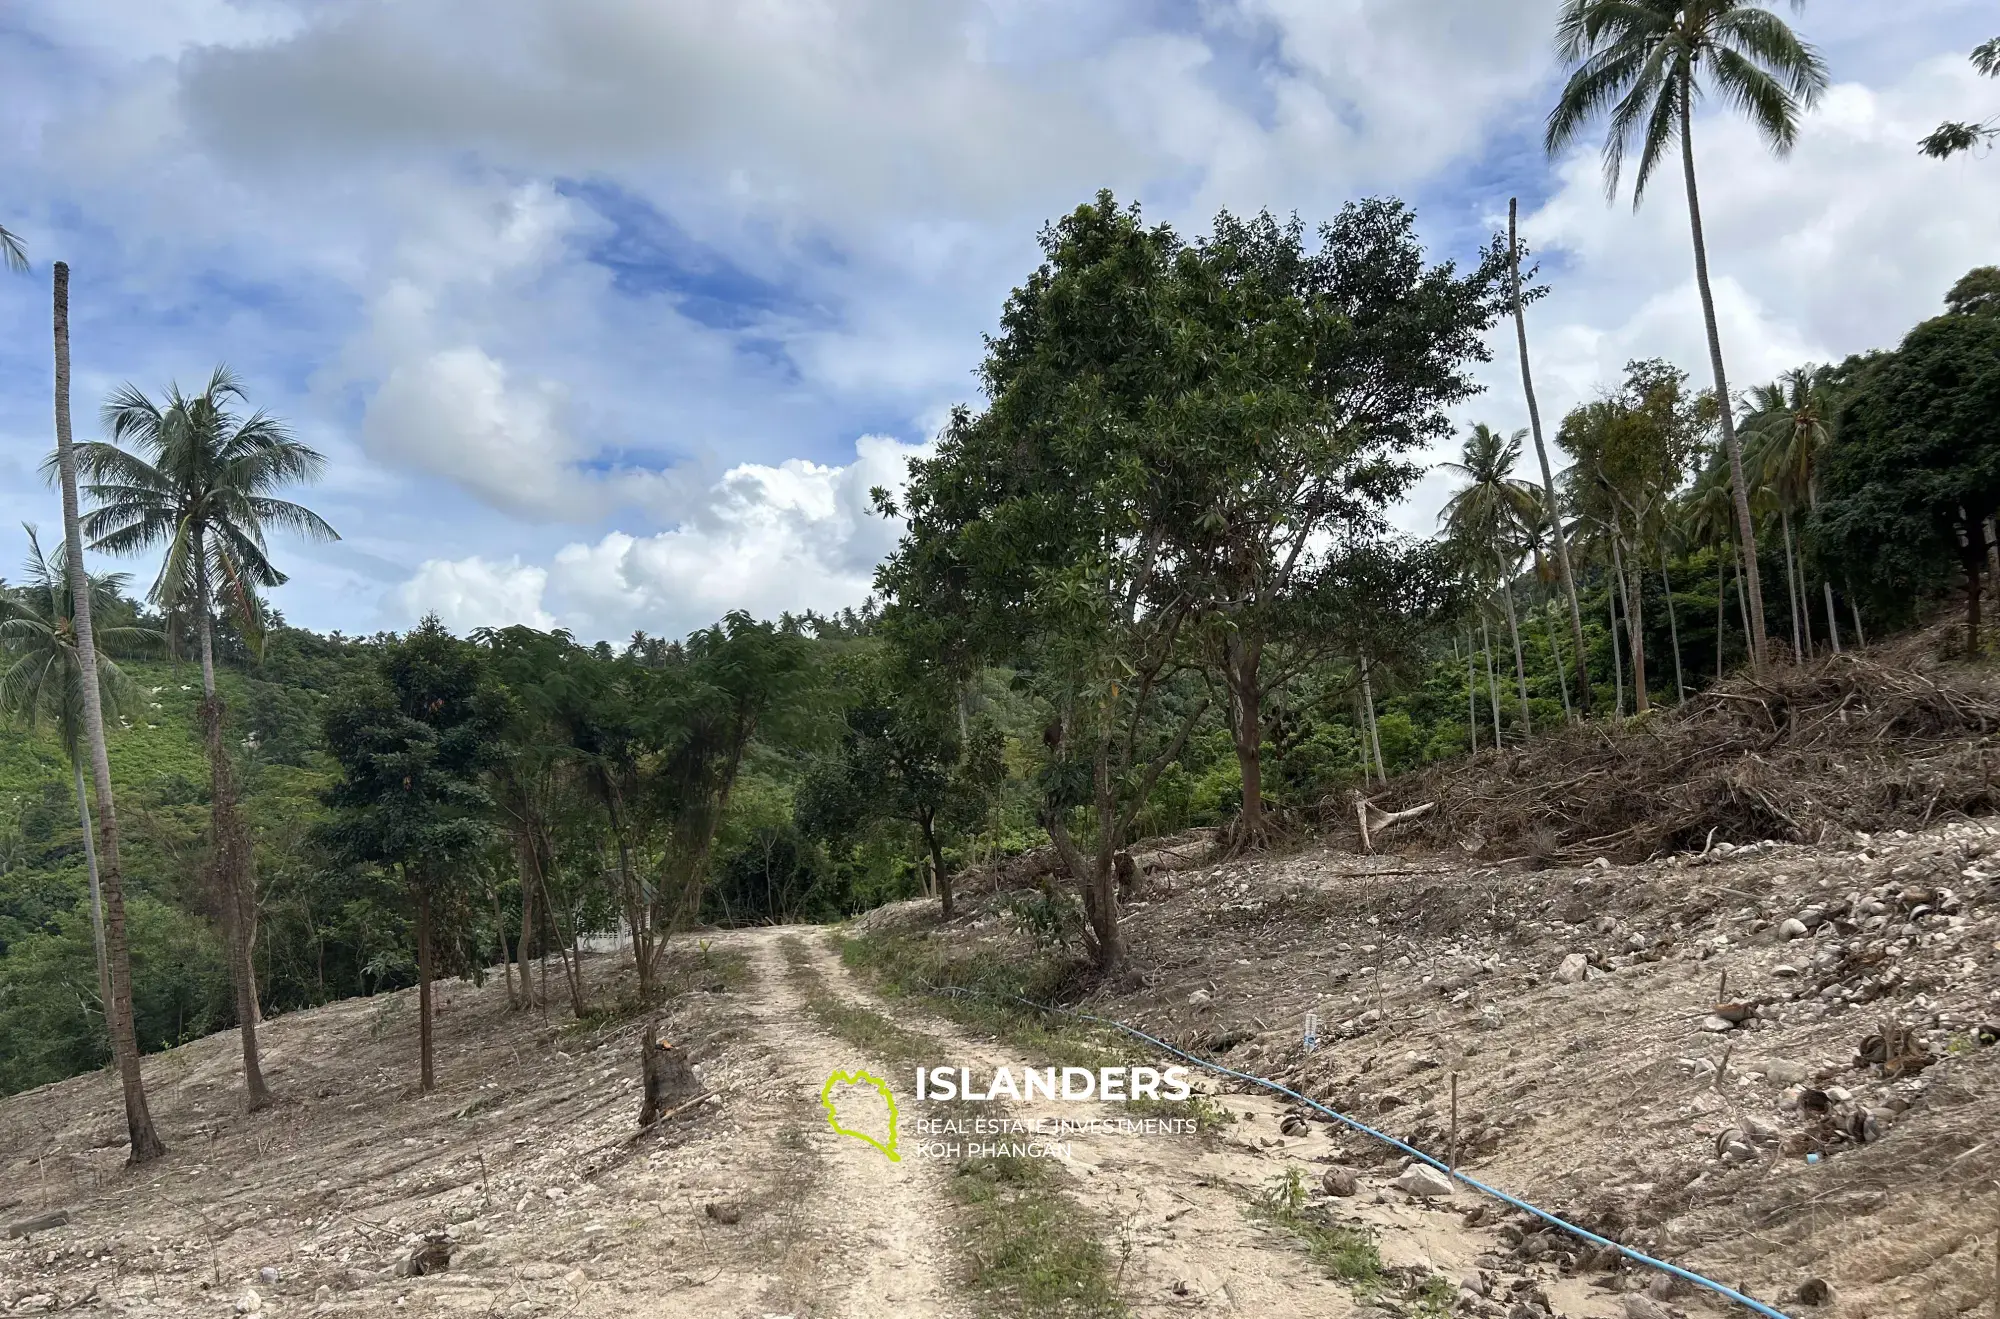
0;224;26;274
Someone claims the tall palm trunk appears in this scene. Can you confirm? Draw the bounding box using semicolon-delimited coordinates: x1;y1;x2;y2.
1680;95;1768;671
73;761;109;1007
194;544;270;1108
1512;199;1591;714
1659;550;1686;703
1499;579;1532;736
54;262;165;1163
1462;634;1478;752
1480;613;1503;744
1811;483;1841;654
1792;505;1808;659
1611;526;1648;714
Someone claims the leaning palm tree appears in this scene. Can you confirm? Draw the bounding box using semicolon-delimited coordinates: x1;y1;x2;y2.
1441;424;1541;737
68;365;339;1111
53;262;165;1162
1546;0;1829;675
0;527;159;1010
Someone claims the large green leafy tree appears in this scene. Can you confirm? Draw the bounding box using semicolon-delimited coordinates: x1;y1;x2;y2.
321;618;505;1092
1163;204;1507;839
795;647;1001;919
878;195;1208;975
1815;299;2000;657
0;528;157;1009
1547;0;1829;674
73;366;338;1109
624;613;816;997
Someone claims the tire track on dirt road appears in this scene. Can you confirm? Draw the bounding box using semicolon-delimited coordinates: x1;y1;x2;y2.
735;929;968;1319
785;933;1368;1317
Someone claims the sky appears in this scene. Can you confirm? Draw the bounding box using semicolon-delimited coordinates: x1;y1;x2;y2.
1;0;1996;642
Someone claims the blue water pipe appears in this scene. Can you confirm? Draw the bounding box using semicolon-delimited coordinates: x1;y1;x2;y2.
923;982;1796;1319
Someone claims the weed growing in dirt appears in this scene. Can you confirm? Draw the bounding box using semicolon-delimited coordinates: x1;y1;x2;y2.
836;930;1131;1070
1249;1167;1382;1285
951;1151;1127;1318
1124;1093;1235;1131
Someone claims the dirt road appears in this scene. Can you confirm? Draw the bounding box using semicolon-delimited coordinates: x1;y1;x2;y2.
2;919;1704;1318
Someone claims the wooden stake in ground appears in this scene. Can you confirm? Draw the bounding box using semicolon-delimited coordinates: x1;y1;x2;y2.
53;262;165;1163
1449;1072;1460;1187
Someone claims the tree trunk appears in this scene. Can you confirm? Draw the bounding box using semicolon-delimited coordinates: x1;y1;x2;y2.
1780;506;1804;660
1680;97;1768;671
53;263;164;1164
1500;579;1532;736
1849;592;1865;646
1544;595;1574;722
1660;550;1686;703
417;879;435;1093
1965;515;1986;659
1810;481;1841;654
1224;633;1267;840
73;761;109;1010
1609;573;1625;717
1511;199;1592;714
1360;654;1386;782
195;550;269;1109
924;814;952;919
1612;532;1648;714
1480;614;1503;744
514;832;537;1011
1463;633;1478;752
1717;550;1730;682
490;882;513;1006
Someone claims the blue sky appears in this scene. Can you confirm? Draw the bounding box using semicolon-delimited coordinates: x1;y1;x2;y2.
1;0;1996;640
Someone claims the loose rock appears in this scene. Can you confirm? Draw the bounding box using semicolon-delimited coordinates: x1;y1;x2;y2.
1393;1163;1455;1198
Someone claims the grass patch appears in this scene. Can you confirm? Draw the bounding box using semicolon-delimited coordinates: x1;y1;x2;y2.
1249;1167;1383;1285
835;929;1132;1071
951;1150;1127;1318
781;936;937;1065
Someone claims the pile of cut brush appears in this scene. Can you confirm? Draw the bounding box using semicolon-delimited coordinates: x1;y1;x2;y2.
1393;634;2000;865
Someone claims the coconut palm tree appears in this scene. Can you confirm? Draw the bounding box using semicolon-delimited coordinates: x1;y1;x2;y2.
0;527;159;1009
1546;0;1829;675
1509;199;1591;716
1744;367;1841;654
69;365;339;1111
52;262;165;1162
1;223;26;273
1441;424;1541;737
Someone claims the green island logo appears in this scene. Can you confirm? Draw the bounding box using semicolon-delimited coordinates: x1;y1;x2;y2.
820;1068;901;1163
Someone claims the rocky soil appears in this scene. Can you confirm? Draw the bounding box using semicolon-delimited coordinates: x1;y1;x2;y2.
871;817;2000;1319
5;818;1997;1318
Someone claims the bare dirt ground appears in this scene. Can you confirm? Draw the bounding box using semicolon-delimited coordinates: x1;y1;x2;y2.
6;817;1996;1318
855;817;2000;1319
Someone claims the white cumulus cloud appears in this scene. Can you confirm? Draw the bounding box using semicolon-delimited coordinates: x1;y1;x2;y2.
390;433;926;640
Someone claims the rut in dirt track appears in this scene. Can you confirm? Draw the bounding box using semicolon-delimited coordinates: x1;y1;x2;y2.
736;929;968;1318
